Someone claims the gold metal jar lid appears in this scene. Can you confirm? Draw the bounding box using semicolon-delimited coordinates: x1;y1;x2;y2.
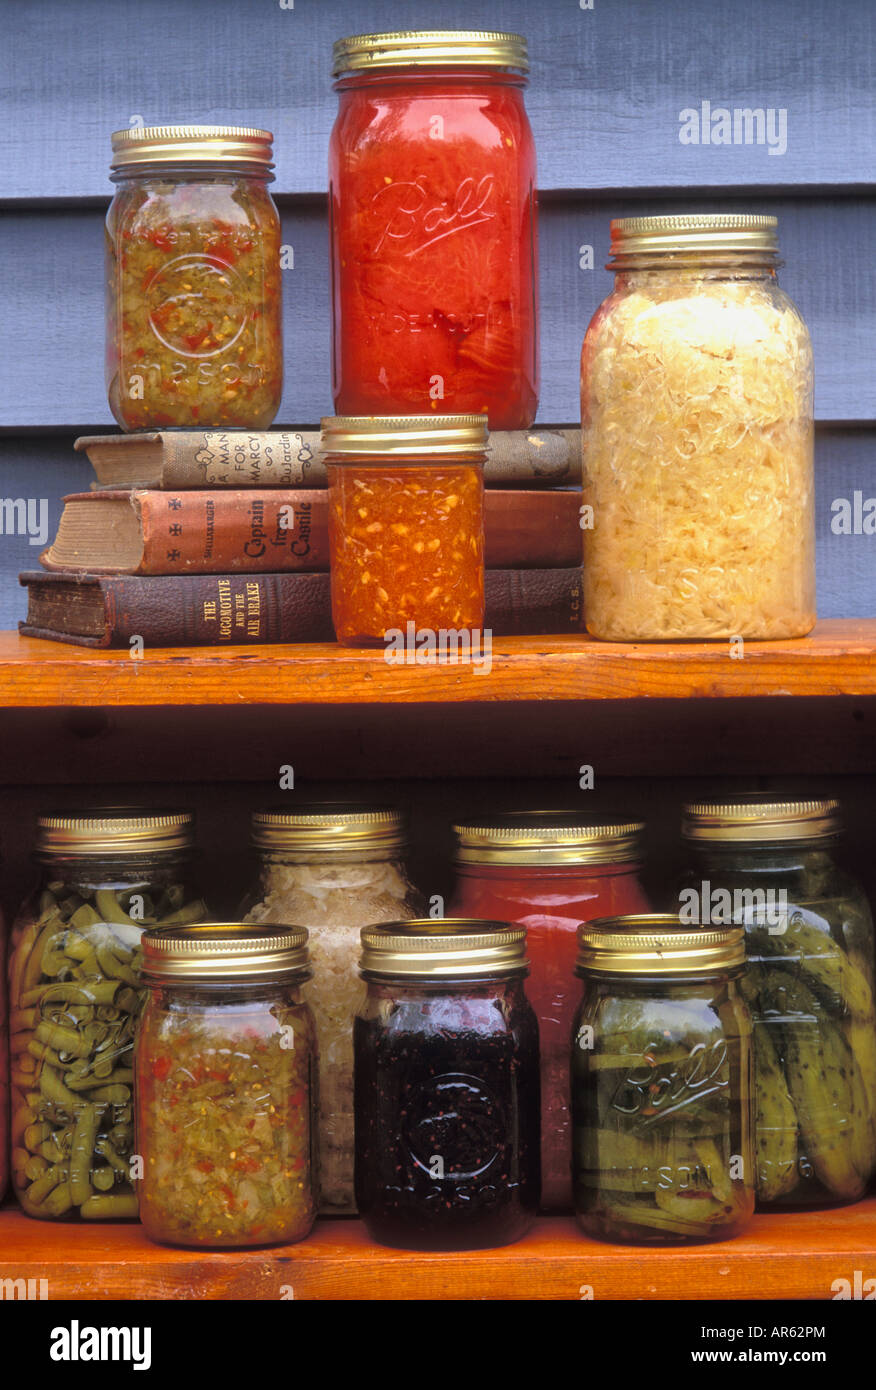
36;808;194;856
608;214;779;265
682;796;841;844
576;914;745;975
321;415;489;459
360;919;528;979
251;804;407;857
142;922;310;982
110;126;274;172
453;812;645;866
332;31;529;75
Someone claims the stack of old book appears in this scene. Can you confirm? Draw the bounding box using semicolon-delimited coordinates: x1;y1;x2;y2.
19;429;583;646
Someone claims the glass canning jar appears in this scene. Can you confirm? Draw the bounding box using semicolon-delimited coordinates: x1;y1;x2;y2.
135;923;317;1248
448;812;650;1211
330;31;539;430
7;810;206;1221
106;126;283;431
355;919;541;1250
1;905;8;1204
680;795;876;1207
322;414;487;647
240;804;424;1213
580;215;815;640
572;915;755;1245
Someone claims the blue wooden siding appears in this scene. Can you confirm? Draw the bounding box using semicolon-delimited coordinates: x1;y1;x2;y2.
1;0;874;200
0;0;873;630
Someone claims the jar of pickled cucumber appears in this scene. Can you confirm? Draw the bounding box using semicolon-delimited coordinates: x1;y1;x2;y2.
107;126;283;431
571;915;755;1245
240;804;424;1212
7;810;207;1221
135;923;317;1249
680;796;876;1207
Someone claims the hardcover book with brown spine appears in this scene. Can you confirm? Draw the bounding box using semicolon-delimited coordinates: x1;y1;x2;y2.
40;489;583;575
19;568;584;647
74;428;582;489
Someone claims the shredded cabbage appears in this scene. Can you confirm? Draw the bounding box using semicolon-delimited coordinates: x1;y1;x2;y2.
244;858;423;1211
580;273;816;640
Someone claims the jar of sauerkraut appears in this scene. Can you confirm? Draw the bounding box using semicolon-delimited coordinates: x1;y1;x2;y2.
136;924;317;1248
580;215;815;641
240;805;424;1212
107;126;283;431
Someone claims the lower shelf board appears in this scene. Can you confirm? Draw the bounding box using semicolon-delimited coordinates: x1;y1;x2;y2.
2;1200;875;1300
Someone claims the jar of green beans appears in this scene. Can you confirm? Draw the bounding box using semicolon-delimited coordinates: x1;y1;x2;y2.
8;810;208;1221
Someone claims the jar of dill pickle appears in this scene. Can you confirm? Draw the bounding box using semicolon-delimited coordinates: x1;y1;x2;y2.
680;796;876;1207
7;810;207;1221
571;914;755;1245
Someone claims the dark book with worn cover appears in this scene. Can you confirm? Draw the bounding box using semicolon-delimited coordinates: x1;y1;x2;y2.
20;568;583;647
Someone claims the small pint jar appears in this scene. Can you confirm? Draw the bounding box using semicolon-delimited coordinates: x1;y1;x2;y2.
330;30;539;429
135;923;318;1248
355;919;541;1249
572;915;755;1245
580;214;815;640
107;125;283;431
322;414;487;646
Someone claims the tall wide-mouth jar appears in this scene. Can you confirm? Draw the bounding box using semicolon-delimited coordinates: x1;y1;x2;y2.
106;125;283;431
240;803;424;1213
354;918;541;1250
322;413;487;647
7;808;207;1221
679;794;876;1208
135;922;317;1248
447;811;650;1211
580;214;815;641
330;30;539;430
571;914;755;1246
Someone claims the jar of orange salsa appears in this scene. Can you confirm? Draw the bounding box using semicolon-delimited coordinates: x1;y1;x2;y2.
329;31;539;429
448;813;650;1210
107;126;283;431
322;414;487;647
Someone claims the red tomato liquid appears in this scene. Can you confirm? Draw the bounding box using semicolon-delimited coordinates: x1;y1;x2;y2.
330;68;539;429
448;862;651;1210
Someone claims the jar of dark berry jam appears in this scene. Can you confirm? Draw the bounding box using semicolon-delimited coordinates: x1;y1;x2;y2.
354;919;540;1249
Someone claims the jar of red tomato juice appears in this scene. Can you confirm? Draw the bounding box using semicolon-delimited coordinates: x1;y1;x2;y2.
329;30;539;429
448;813;650;1210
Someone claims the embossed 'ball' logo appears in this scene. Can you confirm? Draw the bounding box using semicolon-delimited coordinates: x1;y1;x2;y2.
146;254;247;358
402;1072;506;1180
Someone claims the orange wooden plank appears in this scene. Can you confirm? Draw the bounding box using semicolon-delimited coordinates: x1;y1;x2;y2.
1;1203;875;1300
1;621;876;709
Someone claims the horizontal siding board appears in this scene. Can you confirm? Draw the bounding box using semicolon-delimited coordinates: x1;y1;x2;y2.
0;196;872;429
0;428;871;631
1;0;874;201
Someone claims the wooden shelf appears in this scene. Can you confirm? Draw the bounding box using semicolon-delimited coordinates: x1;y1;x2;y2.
3;620;876;709
2;1202;874;1300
